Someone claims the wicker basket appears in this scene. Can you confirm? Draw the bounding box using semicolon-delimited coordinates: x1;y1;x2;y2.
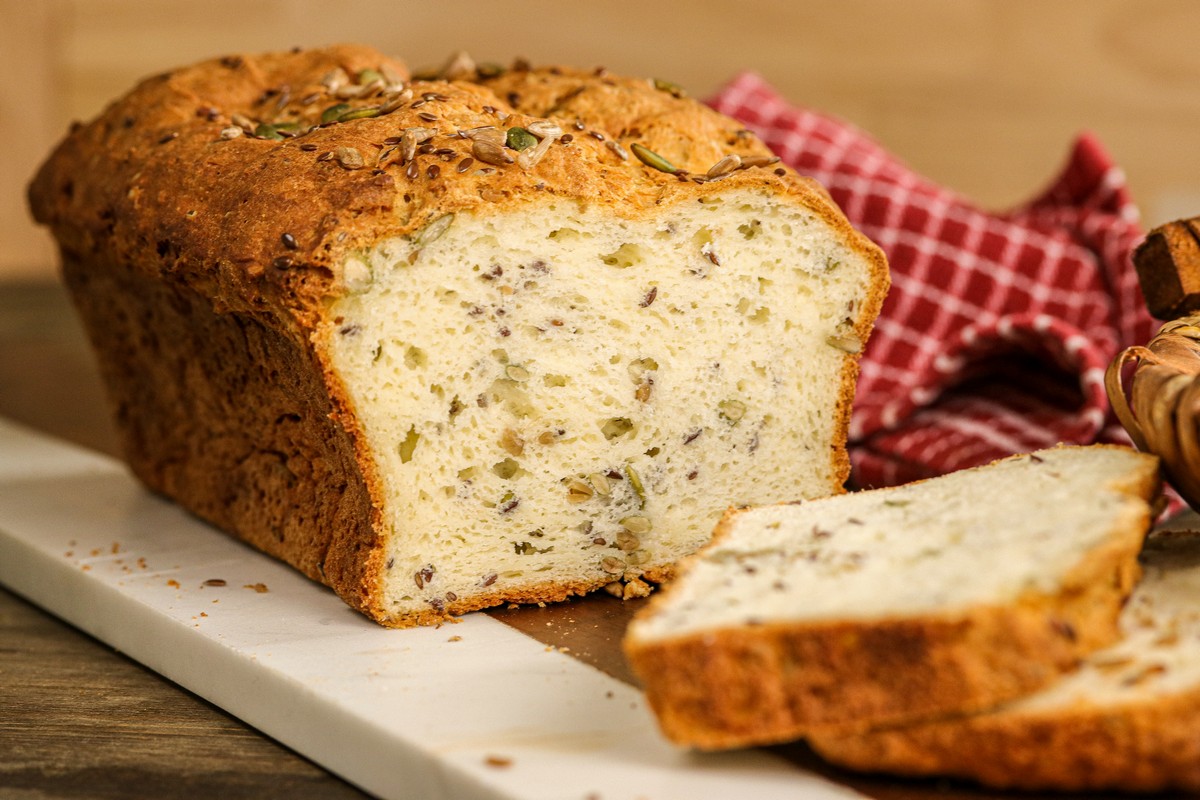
1106;217;1200;508
1107;318;1200;508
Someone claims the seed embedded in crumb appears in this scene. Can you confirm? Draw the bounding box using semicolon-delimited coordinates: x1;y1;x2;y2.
719;399;747;422
826;334;862;354
588;472;611;496
601;556;626;574
499;429;525;456
620;515;652;534
566;479;594;503
219;126;243;140
615;531;640;552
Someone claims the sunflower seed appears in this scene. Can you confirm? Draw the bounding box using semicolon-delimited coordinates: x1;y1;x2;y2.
605;139;629;161
741;154;781;168
380;90;413;114
566;479;594;503
321;68;349;92
600;556;625;574
620;515;652;534
826;334;862;354
401;126;437;163
334;146;364;169
525;120;563;139
473;138;515;166
440;51;477;80
615;531;640;552
706;154;742;178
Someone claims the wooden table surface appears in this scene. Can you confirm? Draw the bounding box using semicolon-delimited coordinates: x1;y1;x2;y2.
0;281;1180;800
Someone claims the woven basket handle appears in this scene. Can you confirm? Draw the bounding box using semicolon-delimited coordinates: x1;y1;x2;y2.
1105;346;1153;451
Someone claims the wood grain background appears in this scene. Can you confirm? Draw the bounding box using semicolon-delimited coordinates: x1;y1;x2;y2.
5;0;1200;280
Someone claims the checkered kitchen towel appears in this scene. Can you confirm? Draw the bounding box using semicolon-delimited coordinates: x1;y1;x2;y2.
709;72;1156;489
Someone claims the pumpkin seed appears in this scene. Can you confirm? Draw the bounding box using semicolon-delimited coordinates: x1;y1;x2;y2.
357;68;384;85
506;126;538;151
625;464;646;506
476;61;505;78
338;105;382;122
253;123;286;140
631;143;677;173
653;78;686;98
321;103;351;123
505;364;530;382
719;399;747;422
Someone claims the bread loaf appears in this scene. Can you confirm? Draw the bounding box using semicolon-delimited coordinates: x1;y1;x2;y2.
27;45;888;627
623;445;1160;749
809;529;1200;792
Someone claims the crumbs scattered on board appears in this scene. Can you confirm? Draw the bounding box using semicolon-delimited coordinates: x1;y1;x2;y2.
484;755;512;769
243;582;269;593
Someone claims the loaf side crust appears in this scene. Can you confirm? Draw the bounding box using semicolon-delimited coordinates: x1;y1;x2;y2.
809;688;1200;792
811;531;1200;792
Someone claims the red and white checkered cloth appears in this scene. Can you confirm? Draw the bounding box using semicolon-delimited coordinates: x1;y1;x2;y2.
709;72;1156;489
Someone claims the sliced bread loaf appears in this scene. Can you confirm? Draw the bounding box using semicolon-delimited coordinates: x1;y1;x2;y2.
809;529;1200;792
27;45;888;627
623;445;1160;749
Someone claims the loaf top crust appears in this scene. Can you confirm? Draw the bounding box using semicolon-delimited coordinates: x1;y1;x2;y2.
28;44;887;335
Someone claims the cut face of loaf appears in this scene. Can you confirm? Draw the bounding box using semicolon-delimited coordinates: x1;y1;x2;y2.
808;530;1200;793
624;445;1160;749
323;188;874;622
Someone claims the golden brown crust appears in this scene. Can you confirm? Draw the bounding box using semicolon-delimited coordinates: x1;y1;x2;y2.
29;45;888;626
28;45;886;330
809;686;1200;792
624;446;1157;749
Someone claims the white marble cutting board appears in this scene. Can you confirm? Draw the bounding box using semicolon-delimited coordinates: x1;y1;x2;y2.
0;418;863;800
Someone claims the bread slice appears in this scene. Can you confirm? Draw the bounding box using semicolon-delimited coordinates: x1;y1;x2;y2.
623;445;1160;749
809;529;1200;792
27;46;888;627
